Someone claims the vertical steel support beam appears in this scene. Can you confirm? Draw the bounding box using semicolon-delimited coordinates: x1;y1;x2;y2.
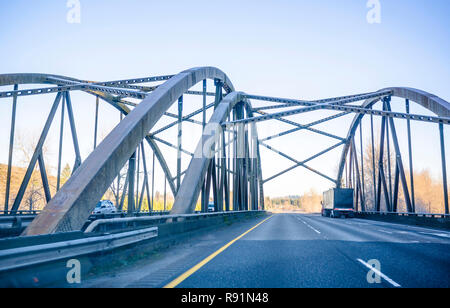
352;139;365;211
405;99;416;212
202;80;207;128
136;144;141;212
94;96;99;149
164;175;167;212
242;127;249;211
128;152;136;215
64;92;82;172
221;131;229;211
56;95;66;191
11;92;62;213
227;115;232;211
140;143;151;212
392;164;400;212
348;143;354;188
234;102;245;211
212;160;219;211
344;158;348;188
370;112;377;210
4;84;18;212
439;123;449;214
359;120;366;209
376;102;391;212
151;151;155;211
385;99;413;213
204;162;213;211
214;79;223;210
201;79;207;212
386;114;393;206
177;96;183;191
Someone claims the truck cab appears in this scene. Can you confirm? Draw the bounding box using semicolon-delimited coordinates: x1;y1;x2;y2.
321;188;355;218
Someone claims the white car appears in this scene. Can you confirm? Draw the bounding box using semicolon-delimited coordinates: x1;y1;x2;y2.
208;202;215;212
92;200;117;214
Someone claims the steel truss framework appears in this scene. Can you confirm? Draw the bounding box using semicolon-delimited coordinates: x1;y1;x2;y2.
0;68;448;236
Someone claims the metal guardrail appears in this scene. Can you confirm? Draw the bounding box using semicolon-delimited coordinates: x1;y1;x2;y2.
0;211;170;234
87;210;170;220
84;210;265;233
0;227;158;273
0;216;37;232
0;215;36;224
0;211;40;216
357;211;450;219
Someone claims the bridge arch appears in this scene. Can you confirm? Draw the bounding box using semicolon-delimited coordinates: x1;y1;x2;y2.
22;67;236;235
336;87;450;213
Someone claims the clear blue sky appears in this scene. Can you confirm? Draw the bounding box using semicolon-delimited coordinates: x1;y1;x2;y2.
0;0;449;197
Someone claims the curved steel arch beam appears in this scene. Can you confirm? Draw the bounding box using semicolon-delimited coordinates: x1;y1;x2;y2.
0;73;82;86
336;87;450;187
23;67;235;235
170;92;264;214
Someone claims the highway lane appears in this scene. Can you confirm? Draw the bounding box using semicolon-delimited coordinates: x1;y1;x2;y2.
173;214;450;288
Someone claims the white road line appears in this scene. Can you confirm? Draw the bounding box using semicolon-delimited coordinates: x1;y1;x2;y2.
377;229;393;234
420;232;450;238
357;259;401;288
297;217;321;234
307;224;321;234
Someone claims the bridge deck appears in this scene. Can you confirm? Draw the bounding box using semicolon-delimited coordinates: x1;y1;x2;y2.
76;213;450;288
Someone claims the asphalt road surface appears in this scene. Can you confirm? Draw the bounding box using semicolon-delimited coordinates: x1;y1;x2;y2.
80;213;450;288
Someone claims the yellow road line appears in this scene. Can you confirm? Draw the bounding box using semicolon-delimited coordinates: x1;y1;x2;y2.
163;215;274;288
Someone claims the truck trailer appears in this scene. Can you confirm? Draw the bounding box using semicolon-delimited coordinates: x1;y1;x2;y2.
321;188;355;218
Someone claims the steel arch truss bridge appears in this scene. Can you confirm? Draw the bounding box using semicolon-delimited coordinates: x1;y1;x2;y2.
0;67;449;236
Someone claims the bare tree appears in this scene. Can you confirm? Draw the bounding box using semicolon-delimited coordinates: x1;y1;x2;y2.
11;131;55;211
107;163;129;207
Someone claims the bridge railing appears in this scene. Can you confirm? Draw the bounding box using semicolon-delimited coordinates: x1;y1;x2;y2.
357;211;450;219
84;210;264;233
0;210;171;238
0;211;41;216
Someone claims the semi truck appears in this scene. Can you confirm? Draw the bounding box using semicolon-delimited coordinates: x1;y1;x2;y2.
321;188;355;218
